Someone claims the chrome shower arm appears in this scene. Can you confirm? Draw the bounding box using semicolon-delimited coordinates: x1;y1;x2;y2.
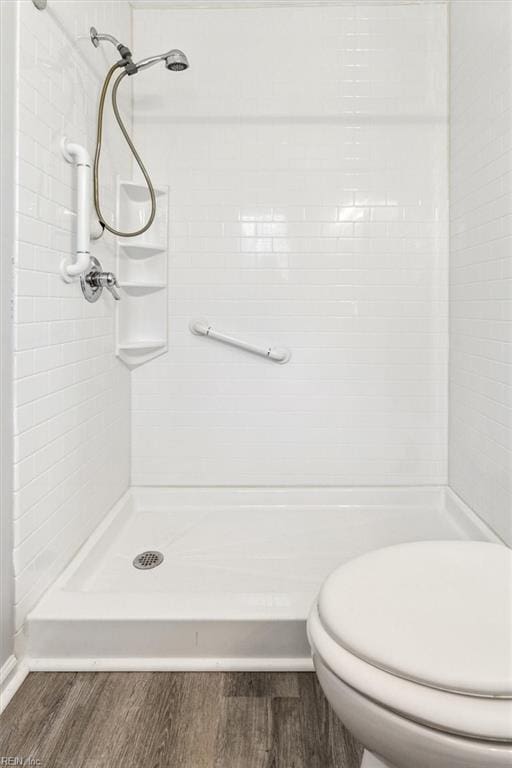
90;27;122;50
90;27;136;72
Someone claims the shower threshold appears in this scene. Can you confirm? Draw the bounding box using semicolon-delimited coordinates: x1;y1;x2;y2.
26;486;494;671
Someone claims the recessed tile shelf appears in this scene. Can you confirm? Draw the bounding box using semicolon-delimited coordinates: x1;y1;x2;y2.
116;180;169;368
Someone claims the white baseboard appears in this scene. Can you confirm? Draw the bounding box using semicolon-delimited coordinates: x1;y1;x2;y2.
0;655;29;713
29;656;314;673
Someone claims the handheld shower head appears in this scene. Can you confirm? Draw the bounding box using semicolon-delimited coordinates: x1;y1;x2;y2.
90;28;189;75
135;49;190;73
165;50;189;71
91;28;190;240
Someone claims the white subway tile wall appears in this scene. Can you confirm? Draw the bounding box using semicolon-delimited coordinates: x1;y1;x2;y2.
131;3;448;485
13;1;132;631
449;1;512;544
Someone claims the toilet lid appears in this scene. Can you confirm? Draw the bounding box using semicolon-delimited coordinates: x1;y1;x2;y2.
318;541;512;697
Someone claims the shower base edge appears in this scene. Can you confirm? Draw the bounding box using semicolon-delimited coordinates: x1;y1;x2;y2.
28;656;314;673
25;485;497;670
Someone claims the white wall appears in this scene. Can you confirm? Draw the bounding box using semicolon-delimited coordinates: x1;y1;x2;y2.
1;0;16;675
449;0;512;544
131;2;448;486
12;0;132;635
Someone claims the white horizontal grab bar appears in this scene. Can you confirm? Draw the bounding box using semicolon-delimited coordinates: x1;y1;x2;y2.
190;320;291;364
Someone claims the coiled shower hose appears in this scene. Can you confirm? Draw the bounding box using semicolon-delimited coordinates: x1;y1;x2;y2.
93;62;156;238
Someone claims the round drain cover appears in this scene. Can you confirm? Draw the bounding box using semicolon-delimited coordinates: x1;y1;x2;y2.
133;551;164;570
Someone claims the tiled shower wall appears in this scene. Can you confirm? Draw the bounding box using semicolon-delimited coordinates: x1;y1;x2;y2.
449;0;512;544
131;2;448;485
12;0;131;633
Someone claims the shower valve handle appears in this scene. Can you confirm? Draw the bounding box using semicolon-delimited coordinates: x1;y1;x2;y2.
104;272;120;301
87;270;120;300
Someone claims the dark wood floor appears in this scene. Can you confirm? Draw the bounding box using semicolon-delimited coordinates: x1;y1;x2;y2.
0;672;362;768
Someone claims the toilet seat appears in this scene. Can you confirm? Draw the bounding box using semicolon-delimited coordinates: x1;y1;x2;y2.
308;605;512;742
318;540;512;697
308;540;512;742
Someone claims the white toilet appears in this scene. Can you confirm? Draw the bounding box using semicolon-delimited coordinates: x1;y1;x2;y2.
307;540;512;768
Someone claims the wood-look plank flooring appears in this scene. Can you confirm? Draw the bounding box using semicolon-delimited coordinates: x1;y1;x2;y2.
0;672;363;768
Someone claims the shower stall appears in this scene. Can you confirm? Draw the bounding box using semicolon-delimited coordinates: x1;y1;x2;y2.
1;0;510;696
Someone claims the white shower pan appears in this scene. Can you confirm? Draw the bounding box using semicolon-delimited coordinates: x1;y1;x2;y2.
26;487;494;671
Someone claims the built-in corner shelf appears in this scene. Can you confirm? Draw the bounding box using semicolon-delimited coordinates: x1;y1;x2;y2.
118;340;166;351
118;242;166;259
116;179;169;368
120;181;167;203
119;282;166;292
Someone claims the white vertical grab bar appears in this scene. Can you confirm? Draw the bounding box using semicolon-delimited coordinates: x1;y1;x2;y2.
190;319;291;364
60;137;91;281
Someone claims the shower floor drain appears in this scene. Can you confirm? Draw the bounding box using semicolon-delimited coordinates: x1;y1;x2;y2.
133;551;164;570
